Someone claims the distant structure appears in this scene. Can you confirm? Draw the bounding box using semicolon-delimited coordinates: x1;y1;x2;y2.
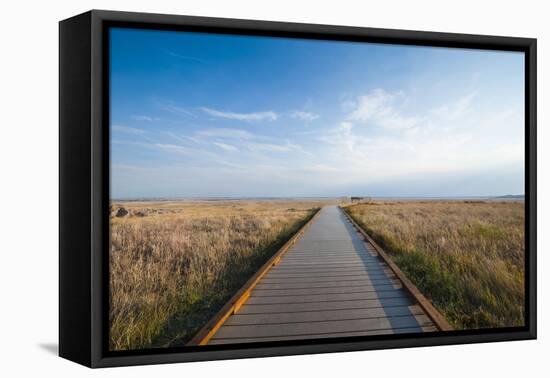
350;196;371;204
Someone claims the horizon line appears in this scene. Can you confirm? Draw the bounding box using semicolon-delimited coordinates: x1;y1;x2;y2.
110;194;525;202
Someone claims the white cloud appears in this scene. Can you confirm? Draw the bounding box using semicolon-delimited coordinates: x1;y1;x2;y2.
303;164;339;173
201;107;278;121
156;100;196;118
248;142;292;153
246;140;311;156
166;51;208;64
290;111;319;122
153;143;222;161
431;92;476;120
112;125;147;135
154;143;192;153
131;115;155;122
160;131;201;145
320;122;357;152
348;89;420;130
197;128;255;140
313;87;524;190
213;142;239;152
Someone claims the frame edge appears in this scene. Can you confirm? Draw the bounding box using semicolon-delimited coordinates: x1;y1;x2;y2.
59;11;94;368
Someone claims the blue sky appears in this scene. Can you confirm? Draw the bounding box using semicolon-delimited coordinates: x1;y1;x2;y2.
110;28;525;199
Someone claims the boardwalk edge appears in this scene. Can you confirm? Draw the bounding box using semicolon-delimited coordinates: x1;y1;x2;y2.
340;205;453;332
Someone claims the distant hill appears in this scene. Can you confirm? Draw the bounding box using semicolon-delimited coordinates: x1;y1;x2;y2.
494;194;525;199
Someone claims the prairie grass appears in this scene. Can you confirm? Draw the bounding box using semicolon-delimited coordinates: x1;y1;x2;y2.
109;200;323;351
345;201;525;330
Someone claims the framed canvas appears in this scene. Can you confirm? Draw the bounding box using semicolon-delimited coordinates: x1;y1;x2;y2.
59;9;537;368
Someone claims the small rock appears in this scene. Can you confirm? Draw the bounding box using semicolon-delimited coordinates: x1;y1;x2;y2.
115;207;129;217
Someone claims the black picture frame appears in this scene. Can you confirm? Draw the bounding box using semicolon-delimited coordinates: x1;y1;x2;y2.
59;9;537;368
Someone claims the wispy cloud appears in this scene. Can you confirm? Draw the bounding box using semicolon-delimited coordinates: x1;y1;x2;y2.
302;164;339;173
153;143;220;161
290;111;319;122
311;86;526;190
248;142;292;153
160;131;201;145
197;128;256;140
166;51;209;65
154;143;193;153
131;115;156;122
247;141;311;157
201;107;278;121
348;89;420;130
213;142;239;152
112;125;148;135
431;92;476;120
156;100;197;118
320;122;357;152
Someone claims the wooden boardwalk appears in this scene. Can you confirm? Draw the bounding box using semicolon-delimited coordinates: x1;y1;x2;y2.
204;206;439;345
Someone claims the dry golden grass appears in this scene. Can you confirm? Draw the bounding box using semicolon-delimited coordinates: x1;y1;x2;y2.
109;200;327;351
345;201;525;330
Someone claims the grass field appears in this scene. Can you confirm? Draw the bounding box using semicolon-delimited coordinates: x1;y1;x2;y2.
109;200;328;351
344;200;525;330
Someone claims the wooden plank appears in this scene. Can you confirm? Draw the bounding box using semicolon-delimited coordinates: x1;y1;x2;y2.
275;256;375;261
263;273;389;281
246;289;409;305
284;252;361;256
271;263;385;271
279;254;376;261
420;325;439;332
287;246;371;251
281;259;377;267
208;326;431;344
267;267;390;275
253;283;401;296
266;266;391;277
280;253;371;258
269;268;386;276
260;274;394;284
272;262;384;270
224;305;426;326
271;265;384;272
254;278;402;290
278;262;371;267
213;315;432;339
237;297;413;314
292;241;357;245
288;251;363;256
291;243;363;247
279;252;373;258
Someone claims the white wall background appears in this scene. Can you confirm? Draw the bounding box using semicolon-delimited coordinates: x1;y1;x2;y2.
0;0;546;376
